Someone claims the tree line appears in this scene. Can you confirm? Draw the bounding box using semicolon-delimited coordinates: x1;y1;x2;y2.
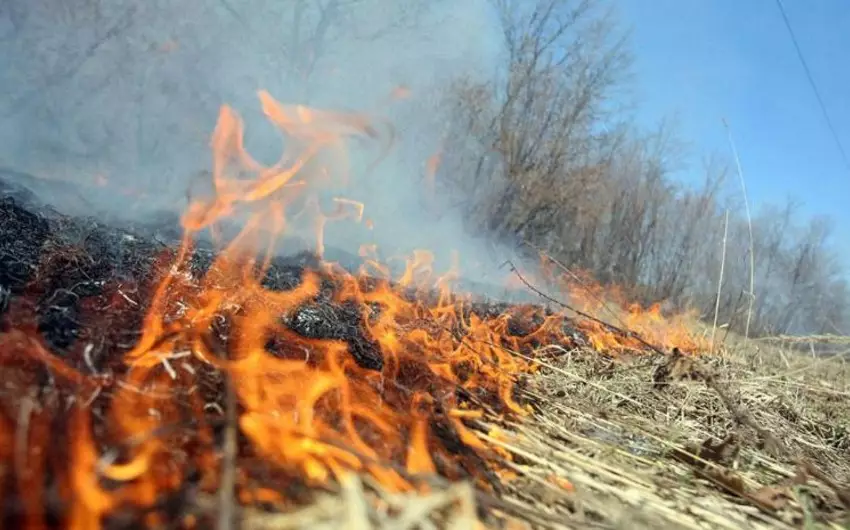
433;0;848;337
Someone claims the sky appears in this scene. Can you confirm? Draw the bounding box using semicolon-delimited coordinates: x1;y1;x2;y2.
615;0;850;259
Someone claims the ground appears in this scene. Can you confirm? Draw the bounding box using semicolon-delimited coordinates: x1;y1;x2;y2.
251;336;850;530
2;175;849;529
497;337;850;529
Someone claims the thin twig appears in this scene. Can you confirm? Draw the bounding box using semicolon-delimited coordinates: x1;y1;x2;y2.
506;261;667;356
701;370;785;457
217;375;239;530
723;119;756;342
697;362;850;509
525;240;635;333
711;210;729;353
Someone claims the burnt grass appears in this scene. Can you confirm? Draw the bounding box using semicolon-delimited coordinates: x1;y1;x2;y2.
0;178;607;527
2;178;849;530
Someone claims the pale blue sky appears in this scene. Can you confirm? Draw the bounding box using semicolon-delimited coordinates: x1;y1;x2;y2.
616;0;849;257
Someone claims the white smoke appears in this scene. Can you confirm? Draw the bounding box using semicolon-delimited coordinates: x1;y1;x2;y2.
0;0;534;299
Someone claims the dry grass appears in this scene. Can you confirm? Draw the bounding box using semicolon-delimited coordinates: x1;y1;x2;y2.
196;474;478;529
226;338;850;529
486;340;850;529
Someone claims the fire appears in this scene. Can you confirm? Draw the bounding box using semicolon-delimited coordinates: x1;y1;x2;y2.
541;261;709;354
0;90;707;527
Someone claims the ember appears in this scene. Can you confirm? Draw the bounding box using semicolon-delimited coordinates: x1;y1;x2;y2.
0;92;701;528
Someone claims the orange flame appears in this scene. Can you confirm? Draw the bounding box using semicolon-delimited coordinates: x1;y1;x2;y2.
541;259;708;353
0;90;708;528
7;91;549;527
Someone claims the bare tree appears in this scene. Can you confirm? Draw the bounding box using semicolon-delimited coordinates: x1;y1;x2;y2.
213;0;439;101
440;0;631;242
0;0;445;210
435;0;850;337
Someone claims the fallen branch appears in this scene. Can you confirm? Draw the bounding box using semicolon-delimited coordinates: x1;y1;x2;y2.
506;261;668;356
524;241;635;333
754;333;850;344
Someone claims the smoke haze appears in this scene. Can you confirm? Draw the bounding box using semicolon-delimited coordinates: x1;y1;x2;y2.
0;0;532;295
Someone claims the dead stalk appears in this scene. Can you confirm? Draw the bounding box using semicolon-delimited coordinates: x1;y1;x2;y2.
525;241;629;331
507;261;666;355
723;119;756;342
711;210;729;353
218;374;239;530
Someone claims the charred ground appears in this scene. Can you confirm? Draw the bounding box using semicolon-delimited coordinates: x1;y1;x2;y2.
0;175;596;528
1;175;849;530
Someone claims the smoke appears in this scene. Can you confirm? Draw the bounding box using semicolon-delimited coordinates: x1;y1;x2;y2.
0;0;533;299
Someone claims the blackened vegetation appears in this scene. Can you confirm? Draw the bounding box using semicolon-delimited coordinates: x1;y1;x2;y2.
0;198;50;292
0;183;613;527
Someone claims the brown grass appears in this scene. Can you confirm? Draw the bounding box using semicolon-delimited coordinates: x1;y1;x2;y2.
218;336;850;529
486;340;850;529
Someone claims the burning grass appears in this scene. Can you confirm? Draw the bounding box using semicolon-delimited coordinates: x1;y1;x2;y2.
0;92;848;529
0;197;556;527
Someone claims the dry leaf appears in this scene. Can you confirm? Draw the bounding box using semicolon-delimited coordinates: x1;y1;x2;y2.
677;442;808;511
653;348;703;388
749;485;791;511
745;468;808;511
673;433;739;468
800;460;850;510
698;467;747;497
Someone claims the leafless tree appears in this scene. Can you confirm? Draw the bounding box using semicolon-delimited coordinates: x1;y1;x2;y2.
434;0;850;337
212;0;439;101
439;0;631;241
0;0;442;206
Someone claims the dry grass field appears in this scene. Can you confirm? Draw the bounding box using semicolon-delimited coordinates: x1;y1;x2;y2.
232;334;850;530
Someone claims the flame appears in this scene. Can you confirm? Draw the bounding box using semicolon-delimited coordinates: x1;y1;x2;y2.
390;85;412;101
0;90;708;527
541;260;708;353
425;148;441;197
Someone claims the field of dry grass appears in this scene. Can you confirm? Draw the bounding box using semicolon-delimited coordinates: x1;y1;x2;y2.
4;174;848;529
494;338;850;529
237;336;850;530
